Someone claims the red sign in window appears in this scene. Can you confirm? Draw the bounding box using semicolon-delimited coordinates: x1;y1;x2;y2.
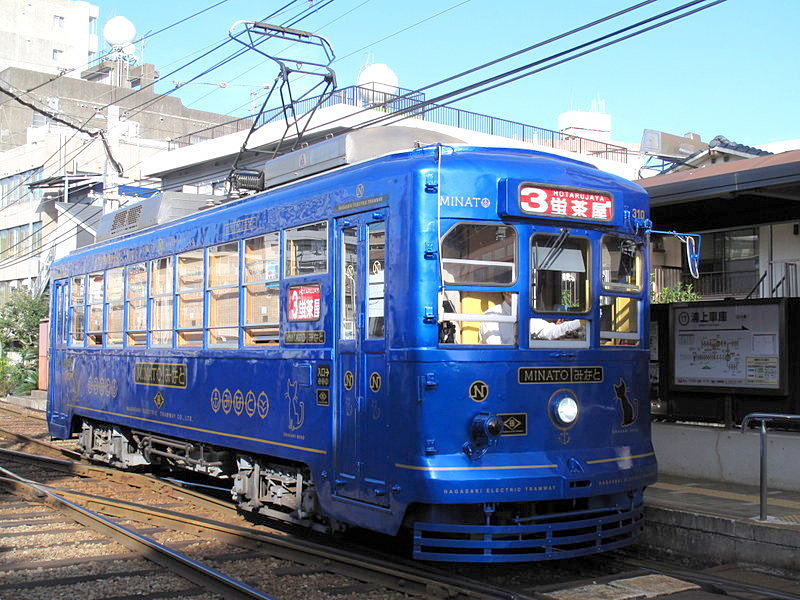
519;185;613;221
288;284;321;321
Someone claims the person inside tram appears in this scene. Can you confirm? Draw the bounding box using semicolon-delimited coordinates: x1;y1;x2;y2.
479;292;582;345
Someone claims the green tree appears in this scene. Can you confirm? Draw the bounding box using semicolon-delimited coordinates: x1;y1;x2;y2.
0;288;49;394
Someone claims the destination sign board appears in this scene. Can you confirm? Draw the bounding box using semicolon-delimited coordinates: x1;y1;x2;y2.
519;185;613;222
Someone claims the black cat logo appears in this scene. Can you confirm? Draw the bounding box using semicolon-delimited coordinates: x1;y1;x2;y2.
614;378;638;427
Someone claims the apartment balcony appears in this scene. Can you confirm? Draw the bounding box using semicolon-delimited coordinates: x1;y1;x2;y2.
652;265;759;300
653;263;800;300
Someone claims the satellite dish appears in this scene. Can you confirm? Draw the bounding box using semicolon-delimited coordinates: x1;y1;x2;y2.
104;16;136;48
357;63;399;105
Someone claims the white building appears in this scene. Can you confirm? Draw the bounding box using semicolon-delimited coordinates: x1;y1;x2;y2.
0;0;240;302
0;0;99;78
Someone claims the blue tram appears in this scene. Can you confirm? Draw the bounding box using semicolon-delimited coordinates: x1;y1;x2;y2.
48;128;657;562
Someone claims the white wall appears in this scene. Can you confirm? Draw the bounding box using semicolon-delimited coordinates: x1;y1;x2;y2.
759;223;800;296
0;0;99;77
653;422;800;492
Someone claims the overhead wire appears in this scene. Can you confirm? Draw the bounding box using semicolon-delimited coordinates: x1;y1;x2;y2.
0;0;234;110
0;0;331;269
1;0;725;271
183;0;346;113
285;0;727;139
0;0;282;212
0;0;308;214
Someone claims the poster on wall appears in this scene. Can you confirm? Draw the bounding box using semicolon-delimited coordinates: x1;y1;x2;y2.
671;301;786;393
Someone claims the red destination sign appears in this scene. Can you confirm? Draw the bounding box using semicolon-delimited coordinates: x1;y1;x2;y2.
519;185;613;221
288;284;321;321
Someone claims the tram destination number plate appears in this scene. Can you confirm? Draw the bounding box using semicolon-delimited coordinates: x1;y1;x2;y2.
518;366;603;384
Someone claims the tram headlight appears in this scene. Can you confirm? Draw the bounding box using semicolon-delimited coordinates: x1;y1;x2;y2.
550;391;580;428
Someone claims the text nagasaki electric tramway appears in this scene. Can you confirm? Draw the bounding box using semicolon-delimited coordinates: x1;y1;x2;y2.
48;130;662;561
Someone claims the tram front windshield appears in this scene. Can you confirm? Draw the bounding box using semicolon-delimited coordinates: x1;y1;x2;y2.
439;223;642;347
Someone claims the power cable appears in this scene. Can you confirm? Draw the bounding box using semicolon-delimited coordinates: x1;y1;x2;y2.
0;0;330;267
289;0;726;139
0;1;308;213
0;0;234;109
1;0;724;270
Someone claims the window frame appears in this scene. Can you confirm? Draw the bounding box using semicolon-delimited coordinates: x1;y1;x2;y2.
105;267;124;348
284;220;329;278
441;221;518;287
601;234;643;294
125;262;148;347
86;271;104;346
243;232;281;346
530;232;591;315
207;240;241;348
150;256;174;348
176;248;205;347
68;274;86;347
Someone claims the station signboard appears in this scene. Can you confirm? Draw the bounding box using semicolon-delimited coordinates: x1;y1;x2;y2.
670;300;787;395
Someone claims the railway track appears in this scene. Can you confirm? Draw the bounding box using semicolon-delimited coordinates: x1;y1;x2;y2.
0;445;523;599
2;401;799;600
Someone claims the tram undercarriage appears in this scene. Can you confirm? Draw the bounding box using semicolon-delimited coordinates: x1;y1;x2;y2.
77;418;334;532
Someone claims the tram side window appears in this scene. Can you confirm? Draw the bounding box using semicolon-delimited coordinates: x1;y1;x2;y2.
600;296;640;346
441;223;516;284
529;234;589;347
150;257;173;348
244;232;280;345
177;249;204;346
126;263;147;347
367;222;385;339
439;224;517;345
87;272;104;346
208;241;240;347
106;267;124;347
69;275;85;346
602;235;642;292
285;221;328;277
531;234;589;313
440;291;518;345
341;226;358;340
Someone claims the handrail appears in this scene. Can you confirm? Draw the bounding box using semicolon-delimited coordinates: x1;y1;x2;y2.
745;270;766;299
741;412;800;520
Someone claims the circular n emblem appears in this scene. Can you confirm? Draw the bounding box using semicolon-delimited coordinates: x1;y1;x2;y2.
469;380;489;402
369;372;382;393
344;370;354;391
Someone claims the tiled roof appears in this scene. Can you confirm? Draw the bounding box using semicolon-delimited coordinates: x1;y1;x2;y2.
706;135;772;157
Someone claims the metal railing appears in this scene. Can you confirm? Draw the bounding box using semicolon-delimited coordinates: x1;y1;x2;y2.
651;265;683;294
168;84;632;163
741;412;800;521
690;269;760;298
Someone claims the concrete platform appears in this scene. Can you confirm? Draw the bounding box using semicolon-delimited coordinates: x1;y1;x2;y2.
3;390;46;412
642;473;800;574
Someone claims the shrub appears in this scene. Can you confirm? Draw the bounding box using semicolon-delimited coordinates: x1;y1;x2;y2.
0;288;48;394
652;281;701;304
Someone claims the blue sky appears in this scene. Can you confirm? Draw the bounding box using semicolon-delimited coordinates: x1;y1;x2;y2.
93;0;799;147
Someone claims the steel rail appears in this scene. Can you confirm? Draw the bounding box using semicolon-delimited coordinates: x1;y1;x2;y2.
0;447;520;599
0;467;278;600
618;557;800;600
32;484;519;600
0;445;251;519
0;426;83;460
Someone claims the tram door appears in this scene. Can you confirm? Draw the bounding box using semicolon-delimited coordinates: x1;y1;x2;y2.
335;212;389;506
49;280;69;415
